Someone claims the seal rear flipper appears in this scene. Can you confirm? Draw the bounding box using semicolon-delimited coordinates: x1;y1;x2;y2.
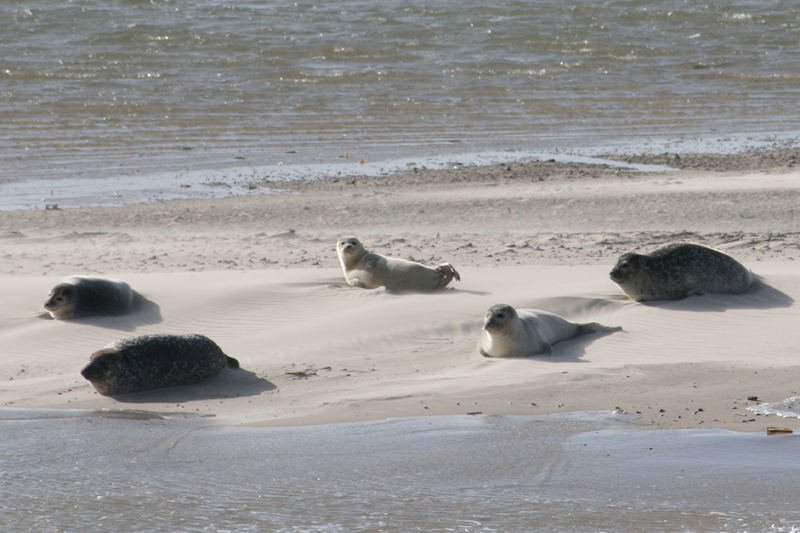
225;356;240;369
435;263;460;286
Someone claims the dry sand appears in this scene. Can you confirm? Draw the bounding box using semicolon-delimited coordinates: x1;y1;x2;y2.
1;148;798;431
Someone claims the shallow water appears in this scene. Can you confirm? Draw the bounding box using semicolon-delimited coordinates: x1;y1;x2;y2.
751;396;800;419
3;409;799;532
1;0;799;207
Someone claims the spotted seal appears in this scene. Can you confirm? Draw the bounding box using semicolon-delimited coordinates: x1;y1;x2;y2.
43;276;144;319
609;242;753;301
80;333;239;395
479;303;621;357
336;237;460;293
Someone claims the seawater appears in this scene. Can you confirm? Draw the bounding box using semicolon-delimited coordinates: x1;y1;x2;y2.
1;0;799;207
751;396;800;419
2;410;800;532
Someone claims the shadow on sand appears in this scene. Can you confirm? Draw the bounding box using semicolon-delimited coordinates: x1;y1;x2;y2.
104;367;276;404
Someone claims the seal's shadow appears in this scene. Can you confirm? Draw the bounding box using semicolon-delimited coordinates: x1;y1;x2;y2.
50;297;163;331
483;327;622;363
107;367;275;403
326;282;490;296
523;295;628;316
640;278;794;312
548;327;622;362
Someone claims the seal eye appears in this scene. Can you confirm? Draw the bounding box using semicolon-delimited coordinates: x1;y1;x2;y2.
496;312;505;319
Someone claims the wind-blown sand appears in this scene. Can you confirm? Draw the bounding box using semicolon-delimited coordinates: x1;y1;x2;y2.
1;148;798;431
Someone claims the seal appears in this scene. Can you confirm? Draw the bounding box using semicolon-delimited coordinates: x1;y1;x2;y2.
43;276;143;319
609;242;753;301
479;303;621;357
80;333;240;395
336;237;460;293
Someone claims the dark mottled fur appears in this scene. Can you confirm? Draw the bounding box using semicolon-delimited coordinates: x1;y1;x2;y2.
609;243;752;301
44;276;142;319
81;334;239;395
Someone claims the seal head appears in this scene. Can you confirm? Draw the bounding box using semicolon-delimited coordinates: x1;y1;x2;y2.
43;283;80;319
482;303;517;334
336;237;367;272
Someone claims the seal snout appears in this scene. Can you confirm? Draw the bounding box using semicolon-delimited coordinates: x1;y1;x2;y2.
43;287;66;310
483;304;513;332
80;359;106;382
338;237;360;256
484;315;502;332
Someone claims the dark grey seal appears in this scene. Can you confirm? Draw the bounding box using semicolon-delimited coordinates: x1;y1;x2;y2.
81;333;239;395
43;276;143;319
609;242;753;301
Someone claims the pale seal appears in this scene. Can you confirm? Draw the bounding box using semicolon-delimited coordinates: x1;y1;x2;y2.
80;333;239;395
43;276;143;319
336;237;460;293
479;303;621;357
609;242;753;301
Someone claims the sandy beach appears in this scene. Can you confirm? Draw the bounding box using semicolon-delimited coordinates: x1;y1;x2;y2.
1;148;799;431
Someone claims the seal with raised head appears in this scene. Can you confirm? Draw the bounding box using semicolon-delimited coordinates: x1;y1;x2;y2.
479;303;621;357
43;276;143;319
336;237;460;293
609;242;753;301
80;333;240;395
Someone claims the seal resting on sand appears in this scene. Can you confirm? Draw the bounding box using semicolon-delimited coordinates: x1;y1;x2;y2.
80;333;239;395
479;304;621;357
43;276;143;319
336;237;460;293
609;242;753;301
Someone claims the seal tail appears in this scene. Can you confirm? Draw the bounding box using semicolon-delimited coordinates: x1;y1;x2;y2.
225;355;240;369
576;322;622;337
